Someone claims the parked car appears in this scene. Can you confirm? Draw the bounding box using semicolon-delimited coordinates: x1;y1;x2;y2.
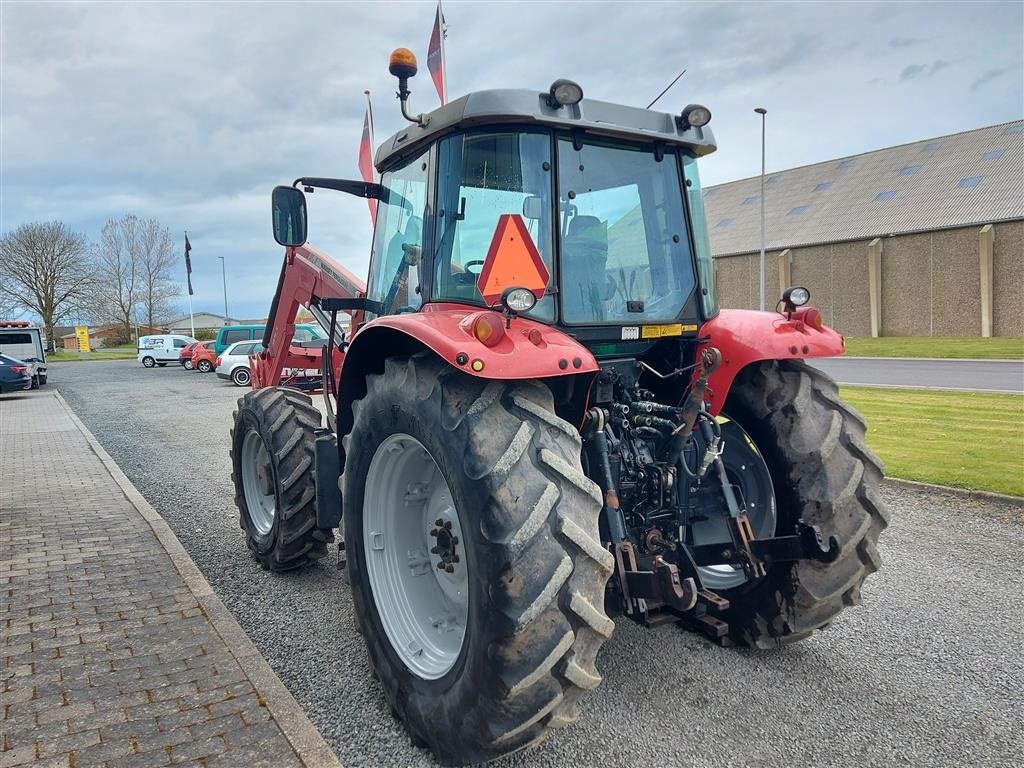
137;334;196;368
213;323;322;355
178;341;203;369
0;353;33;393
0;322;47;387
190;341;218;373
216;340;264;386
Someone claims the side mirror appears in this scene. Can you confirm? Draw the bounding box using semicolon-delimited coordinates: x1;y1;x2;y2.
271;186;308;247
522;196;544;221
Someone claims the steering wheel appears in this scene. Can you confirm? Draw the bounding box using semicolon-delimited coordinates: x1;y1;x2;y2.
463;259;486;274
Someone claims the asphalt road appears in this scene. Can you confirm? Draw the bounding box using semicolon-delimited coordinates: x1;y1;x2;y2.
51;360;1023;768
811;357;1024;393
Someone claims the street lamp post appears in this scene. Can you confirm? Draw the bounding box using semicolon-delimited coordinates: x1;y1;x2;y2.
755;106;767;311
218;256;230;321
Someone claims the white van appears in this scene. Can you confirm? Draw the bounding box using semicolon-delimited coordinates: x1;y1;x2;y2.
0;322;48;387
137;334;196;368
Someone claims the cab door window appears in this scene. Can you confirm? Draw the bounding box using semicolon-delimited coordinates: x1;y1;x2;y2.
367;150;428;316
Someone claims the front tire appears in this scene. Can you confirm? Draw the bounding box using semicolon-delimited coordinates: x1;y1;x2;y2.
230;387;330;571
142;356;155;368
720;359;888;647
343;354;613;765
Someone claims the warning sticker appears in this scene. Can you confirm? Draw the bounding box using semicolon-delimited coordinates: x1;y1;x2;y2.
621;326;640;340
641;323;684;338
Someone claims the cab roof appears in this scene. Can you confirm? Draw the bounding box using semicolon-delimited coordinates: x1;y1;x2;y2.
375;88;717;170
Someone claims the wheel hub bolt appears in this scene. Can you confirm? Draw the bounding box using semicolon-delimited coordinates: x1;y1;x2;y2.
429;519;459;573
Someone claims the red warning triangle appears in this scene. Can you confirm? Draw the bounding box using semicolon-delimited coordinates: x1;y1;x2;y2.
476;214;550;306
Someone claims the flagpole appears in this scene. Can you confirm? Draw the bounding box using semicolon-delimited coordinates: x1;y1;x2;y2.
185;230;195;338
438;0;448;104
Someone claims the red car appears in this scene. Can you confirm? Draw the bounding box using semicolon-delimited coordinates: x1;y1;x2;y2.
179;341;203;369
190;341;218;373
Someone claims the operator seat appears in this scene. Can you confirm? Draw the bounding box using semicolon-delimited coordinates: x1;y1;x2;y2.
561;215;609;322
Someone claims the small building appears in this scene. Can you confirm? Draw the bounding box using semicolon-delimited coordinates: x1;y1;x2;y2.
160;312;254;334
703;120;1024;337
60;325;162;350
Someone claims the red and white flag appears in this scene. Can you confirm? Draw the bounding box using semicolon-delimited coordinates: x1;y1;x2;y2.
427;1;447;105
358;90;378;227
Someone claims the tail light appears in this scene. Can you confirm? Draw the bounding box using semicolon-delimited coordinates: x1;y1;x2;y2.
215;357;222;366
469;312;505;348
11;365;26;374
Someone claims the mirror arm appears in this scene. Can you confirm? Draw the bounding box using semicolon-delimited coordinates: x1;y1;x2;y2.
294;177;385;200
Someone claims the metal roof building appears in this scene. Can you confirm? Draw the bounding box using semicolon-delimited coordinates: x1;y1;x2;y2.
704;120;1024;257
702;120;1023;338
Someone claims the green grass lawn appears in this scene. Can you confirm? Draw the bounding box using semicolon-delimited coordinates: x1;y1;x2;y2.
843;336;1024;359
842;386;1024;496
47;346;138;362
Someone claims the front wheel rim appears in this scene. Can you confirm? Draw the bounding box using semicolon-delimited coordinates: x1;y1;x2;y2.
240;430;276;535
363;433;468;680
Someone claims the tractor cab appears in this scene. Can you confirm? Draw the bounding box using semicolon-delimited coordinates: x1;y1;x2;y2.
273;48;719;359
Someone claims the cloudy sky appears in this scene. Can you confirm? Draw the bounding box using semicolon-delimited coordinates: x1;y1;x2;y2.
2;0;1021;321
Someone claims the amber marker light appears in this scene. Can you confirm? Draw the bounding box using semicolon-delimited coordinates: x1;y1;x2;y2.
388;48;418;78
471;312;505;348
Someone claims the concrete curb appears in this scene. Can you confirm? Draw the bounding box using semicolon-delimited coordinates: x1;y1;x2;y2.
53;391;343;768
883;476;1023;505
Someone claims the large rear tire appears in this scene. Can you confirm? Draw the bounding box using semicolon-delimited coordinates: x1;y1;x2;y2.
720;359;889;647
231;387;330;571
343;354;613;765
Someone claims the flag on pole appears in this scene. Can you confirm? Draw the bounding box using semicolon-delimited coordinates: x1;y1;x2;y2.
184;233;194;296
427;1;447;105
358;91;378;227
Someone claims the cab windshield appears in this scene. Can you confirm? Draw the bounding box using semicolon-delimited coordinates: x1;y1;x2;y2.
430;129;698;325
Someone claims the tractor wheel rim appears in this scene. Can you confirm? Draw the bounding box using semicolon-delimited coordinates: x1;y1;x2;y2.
363;433;468;680
240;430;276;536
690;416;777;591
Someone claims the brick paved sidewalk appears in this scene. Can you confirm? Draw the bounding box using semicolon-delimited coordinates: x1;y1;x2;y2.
1;391;341;768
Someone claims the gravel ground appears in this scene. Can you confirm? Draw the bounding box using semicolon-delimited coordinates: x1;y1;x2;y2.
53;361;1023;768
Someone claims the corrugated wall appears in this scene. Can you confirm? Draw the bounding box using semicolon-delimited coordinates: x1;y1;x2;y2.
713;221;1022;337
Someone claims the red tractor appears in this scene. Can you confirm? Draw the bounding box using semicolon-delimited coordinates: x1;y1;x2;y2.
231;49;887;765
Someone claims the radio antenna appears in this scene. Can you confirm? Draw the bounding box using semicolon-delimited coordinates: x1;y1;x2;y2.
646;68;687;110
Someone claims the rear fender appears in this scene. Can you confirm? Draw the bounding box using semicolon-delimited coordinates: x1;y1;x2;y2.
699;307;845;415
335;306;598;439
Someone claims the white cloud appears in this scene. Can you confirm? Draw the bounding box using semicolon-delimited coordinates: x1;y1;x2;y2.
2;0;1021;319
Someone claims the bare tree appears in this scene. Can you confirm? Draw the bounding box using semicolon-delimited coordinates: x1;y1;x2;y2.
137;219;181;329
0;221;92;343
93;215;143;338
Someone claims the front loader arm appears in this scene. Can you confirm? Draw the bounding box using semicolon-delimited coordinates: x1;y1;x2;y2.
251;244;367;390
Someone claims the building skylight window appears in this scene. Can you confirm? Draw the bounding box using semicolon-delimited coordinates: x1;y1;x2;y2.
704;188;719;198
837;159;855;169
788;205;809;215
958;176;983;188
874;191;897;202
814;181;833;191
1004;124;1024;135
742;195;760;205
922;141;943;151
716;218;733;228
899;165;921;175
766;175;780;185
982;150;1005;161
